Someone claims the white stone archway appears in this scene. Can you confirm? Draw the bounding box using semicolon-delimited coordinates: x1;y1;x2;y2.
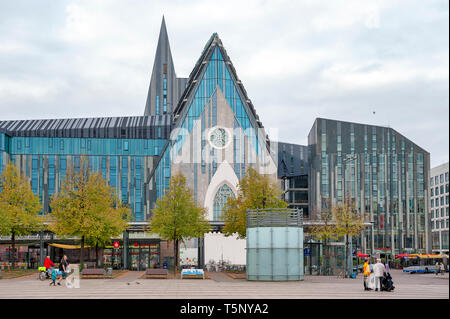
203;160;239;221
202;160;246;265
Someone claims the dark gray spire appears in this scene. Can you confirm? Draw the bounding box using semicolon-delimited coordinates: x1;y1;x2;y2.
144;16;186;116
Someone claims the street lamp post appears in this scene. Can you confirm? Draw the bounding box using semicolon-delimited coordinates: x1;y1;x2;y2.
342;154;358;277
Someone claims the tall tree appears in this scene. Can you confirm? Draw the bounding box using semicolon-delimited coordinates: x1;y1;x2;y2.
150;173;210;275
333;202;366;277
222;167;287;239
82;173;131;268
49;157;131;270
0;162;43;268
309;208;338;275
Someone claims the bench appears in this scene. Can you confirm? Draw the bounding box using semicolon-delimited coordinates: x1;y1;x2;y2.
81;268;110;279
144;268;168;279
181;268;204;280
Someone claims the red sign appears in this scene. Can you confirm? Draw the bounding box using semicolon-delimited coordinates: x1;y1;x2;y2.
380;215;384;230
113;241;120;249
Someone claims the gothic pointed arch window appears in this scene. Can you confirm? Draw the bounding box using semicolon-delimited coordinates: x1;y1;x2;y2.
213;184;235;221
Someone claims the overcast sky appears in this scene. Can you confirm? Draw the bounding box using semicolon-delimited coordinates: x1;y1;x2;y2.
0;0;448;167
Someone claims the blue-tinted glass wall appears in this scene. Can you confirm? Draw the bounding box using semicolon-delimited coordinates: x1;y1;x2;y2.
1;135;165;221
308;118;431;253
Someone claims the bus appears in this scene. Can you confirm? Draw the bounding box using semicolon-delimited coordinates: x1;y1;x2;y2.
402;254;449;273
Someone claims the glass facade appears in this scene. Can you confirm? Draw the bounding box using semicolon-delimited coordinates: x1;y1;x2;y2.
308;118;431;254
0;132;166;221
173;45;264;164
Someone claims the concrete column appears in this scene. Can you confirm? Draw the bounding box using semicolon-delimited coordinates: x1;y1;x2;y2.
198;237;205;269
39;230;44;267
391;216;395;257
123;230;129;269
50;233;55;262
371;223;375;254
397;161;402;252
316;172;321;213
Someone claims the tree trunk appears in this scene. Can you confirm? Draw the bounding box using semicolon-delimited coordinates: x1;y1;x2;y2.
174;239;179;277
323;238;328;275
95;243;99;269
101;245;105;268
11;232;15;269
80;236;85;271
345;234;349;277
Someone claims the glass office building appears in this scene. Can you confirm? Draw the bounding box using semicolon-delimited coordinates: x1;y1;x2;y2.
0;116;171;221
430;162;449;254
308;118;431;254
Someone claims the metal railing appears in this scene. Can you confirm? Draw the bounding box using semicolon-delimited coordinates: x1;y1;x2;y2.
246;208;303;228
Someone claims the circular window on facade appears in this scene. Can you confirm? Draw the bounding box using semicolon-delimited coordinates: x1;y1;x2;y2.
208;126;231;149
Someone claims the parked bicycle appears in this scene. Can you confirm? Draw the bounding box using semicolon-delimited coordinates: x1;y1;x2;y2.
38;266;52;281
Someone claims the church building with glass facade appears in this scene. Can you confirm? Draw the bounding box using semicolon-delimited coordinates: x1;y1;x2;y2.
0;17;431;270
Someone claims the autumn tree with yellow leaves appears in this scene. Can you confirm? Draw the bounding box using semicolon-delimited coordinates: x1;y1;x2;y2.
333;202;366;276
309;206;338;275
0;163;43;268
150;173;210;275
49;157;131;270
222;167;287;239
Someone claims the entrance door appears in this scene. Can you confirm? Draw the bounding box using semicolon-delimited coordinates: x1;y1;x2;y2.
139;249;149;271
304;242;322;275
127;241;161;270
129;248;139;270
310;244;321;275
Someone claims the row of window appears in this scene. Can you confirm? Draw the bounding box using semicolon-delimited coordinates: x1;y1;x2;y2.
5;154;150;221
8;137;166;156
430;184;449;197
430;171;449;186
155;78;168;115
431;207;449;219
430;195;450;208
155;145;171;201
431;219;449;230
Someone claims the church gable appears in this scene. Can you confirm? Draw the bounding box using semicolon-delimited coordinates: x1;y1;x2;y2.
171;35;271;165
152;34;277;202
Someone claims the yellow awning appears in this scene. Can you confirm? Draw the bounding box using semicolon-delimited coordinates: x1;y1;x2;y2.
48;243;91;249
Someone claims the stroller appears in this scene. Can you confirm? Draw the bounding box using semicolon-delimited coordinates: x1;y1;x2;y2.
381;272;395;291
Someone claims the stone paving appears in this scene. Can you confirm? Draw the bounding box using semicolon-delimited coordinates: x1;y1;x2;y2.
0;269;447;299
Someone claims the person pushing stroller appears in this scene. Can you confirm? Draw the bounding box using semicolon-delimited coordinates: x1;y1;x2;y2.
381;271;395;291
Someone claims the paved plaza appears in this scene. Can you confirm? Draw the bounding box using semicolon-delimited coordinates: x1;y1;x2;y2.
0;269;447;299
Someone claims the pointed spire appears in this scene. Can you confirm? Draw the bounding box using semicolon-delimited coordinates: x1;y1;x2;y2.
159;15;168;47
144;16;180;116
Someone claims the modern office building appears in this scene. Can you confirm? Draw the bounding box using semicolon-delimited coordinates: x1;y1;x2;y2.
0;17;433;270
272;142;309;218
308;118;431;256
430;162;449;254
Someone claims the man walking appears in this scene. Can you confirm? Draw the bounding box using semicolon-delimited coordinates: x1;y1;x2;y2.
439;262;445;275
363;258;371;290
373;259;386;291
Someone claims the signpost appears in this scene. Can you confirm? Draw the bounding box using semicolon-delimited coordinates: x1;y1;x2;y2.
304;248;310;257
